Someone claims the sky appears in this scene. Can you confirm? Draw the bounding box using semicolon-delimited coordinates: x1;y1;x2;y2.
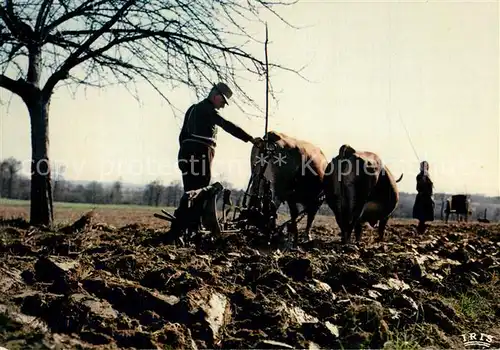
0;0;499;196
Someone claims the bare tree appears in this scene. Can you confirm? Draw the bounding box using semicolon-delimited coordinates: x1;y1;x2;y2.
0;157;22;198
0;160;7;197
0;0;301;226
84;181;104;203
143;179;164;206
108;179;122;204
52;163;66;201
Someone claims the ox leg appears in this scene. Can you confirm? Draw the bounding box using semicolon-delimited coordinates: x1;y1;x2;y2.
288;201;300;247
324;196;343;240
354;221;363;243
341;221;354;244
304;201;322;241
378;218;388;241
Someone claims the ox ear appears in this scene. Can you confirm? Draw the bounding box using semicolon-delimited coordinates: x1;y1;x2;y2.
266;131;282;143
339;144;356;159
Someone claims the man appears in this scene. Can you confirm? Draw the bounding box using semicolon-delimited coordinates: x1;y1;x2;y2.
165;83;263;244
177;82;263;192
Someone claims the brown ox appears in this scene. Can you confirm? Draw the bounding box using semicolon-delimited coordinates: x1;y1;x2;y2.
249;131;328;245
323;145;403;244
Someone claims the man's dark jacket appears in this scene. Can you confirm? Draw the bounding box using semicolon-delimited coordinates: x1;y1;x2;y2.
178;98;253;149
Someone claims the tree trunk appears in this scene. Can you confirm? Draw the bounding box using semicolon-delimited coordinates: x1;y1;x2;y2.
7;175;13;199
28;93;53;227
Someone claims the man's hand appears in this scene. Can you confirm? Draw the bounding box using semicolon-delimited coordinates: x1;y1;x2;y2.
251;137;265;148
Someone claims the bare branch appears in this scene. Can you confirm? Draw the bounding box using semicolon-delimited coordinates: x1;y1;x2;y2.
258;0;301;29
0;74;25;96
1;0;303;117
0;1;35;44
53;28;290;73
42;0;136;97
43;0;107;35
35;0;54;34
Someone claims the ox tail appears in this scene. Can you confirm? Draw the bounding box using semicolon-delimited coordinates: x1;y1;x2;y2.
395;173;403;183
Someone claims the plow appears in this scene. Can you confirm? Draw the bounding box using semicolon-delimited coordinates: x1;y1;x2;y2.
153;144;312;248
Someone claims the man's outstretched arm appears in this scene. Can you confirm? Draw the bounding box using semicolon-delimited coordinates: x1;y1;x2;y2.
212;112;263;146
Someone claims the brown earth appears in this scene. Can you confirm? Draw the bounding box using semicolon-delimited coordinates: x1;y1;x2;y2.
0;205;499;350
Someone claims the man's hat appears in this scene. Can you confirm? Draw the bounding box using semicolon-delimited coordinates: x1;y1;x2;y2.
213;82;233;105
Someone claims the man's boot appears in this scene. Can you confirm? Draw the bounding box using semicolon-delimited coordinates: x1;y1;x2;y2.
161;207;186;245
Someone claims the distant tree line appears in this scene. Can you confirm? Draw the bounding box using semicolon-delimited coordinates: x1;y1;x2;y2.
1;157;499;222
0;157;249;210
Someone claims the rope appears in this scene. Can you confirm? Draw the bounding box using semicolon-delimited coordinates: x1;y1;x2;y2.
398;111;420;162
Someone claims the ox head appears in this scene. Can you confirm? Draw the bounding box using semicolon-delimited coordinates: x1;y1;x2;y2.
248;131;304;209
324;145;383;237
249;145;276;208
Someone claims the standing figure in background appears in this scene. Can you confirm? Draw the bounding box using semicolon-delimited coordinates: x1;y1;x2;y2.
412;161;435;233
